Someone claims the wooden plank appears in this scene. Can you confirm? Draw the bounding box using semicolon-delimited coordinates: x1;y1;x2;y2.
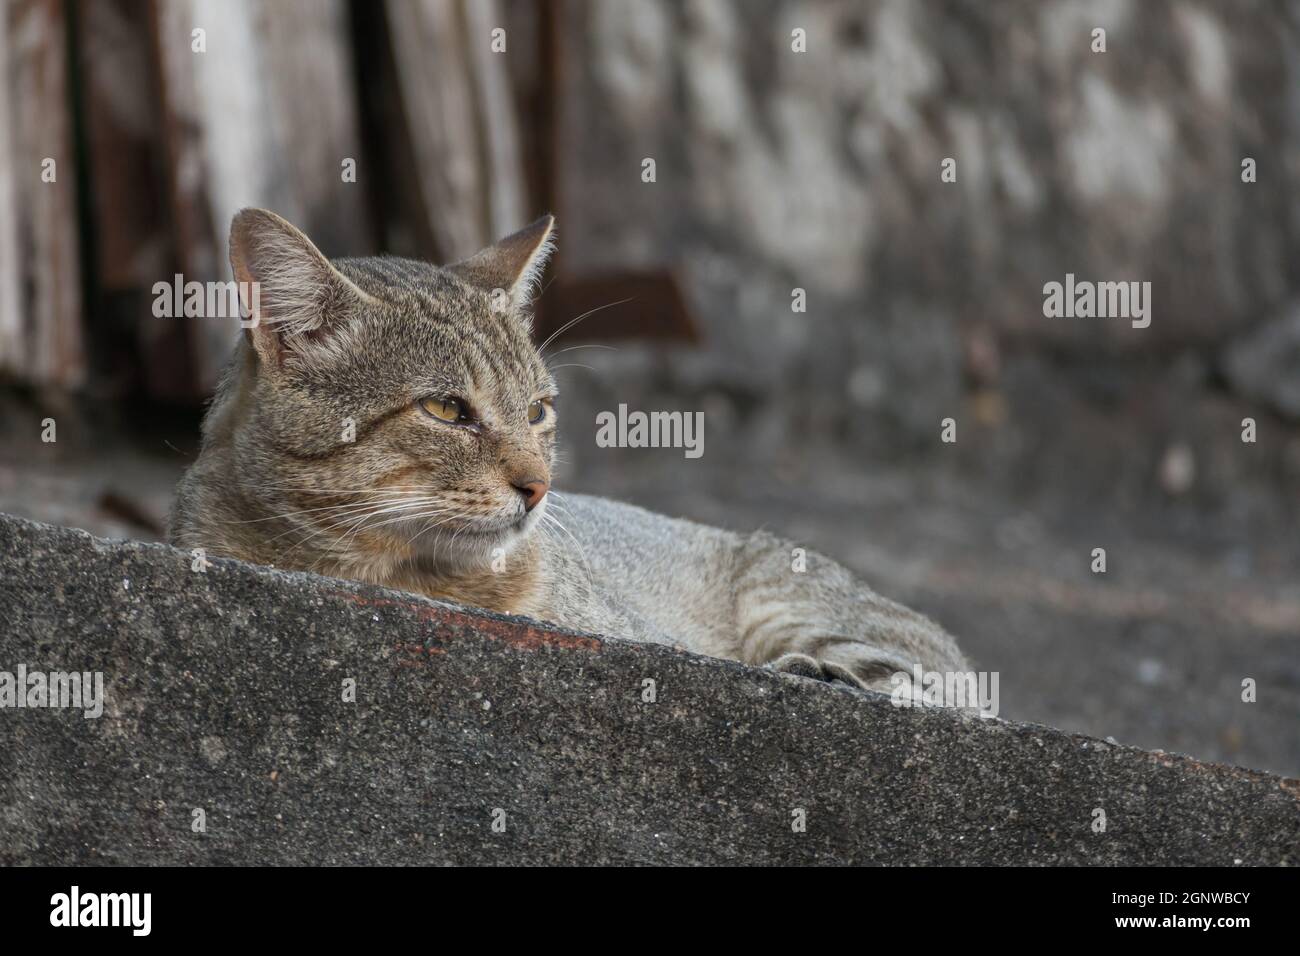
385;0;527;261
462;0;525;239
150;0;372;391
0;0;86;390
257;0;376;255
79;0;168;291
77;0;191;399
150;0;242;392
0;3;20;376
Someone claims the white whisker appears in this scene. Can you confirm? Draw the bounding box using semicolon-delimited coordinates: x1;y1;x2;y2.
539;298;633;355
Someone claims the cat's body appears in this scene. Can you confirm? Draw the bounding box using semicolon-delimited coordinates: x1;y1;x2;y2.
171;209;969;698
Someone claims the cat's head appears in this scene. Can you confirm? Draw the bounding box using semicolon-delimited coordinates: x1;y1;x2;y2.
227;208;558;571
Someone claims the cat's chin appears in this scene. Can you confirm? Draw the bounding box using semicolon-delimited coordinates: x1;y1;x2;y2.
408;507;541;571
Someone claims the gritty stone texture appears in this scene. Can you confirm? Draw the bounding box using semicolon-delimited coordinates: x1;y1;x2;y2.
0;511;1297;865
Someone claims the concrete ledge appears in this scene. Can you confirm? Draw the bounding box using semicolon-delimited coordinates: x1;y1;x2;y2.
0;512;1296;865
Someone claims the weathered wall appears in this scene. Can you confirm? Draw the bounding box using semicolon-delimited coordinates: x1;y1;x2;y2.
1;512;1296;865
552;0;1300;444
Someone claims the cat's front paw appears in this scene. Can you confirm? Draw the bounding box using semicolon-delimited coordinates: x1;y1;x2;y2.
766;651;879;692
767;651;828;682
766;646;914;696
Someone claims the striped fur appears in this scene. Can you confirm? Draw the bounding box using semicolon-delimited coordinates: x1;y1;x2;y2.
171;210;970;703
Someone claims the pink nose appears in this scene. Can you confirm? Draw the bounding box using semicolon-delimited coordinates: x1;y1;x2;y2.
513;479;549;512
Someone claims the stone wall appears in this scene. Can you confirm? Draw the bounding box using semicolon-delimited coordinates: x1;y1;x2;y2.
2;513;1296;865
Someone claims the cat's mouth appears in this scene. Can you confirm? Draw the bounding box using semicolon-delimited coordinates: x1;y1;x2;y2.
404;499;543;562
456;516;530;539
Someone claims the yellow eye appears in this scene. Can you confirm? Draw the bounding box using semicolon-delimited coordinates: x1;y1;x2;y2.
528;399;548;424
419;396;465;423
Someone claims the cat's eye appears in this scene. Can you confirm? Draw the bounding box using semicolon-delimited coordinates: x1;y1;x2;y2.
419;396;467;423
528;399;548;424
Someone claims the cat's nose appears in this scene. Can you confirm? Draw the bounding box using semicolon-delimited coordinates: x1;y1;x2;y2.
512;479;549;512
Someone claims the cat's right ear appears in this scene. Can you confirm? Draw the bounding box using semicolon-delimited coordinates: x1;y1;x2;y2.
229;208;367;370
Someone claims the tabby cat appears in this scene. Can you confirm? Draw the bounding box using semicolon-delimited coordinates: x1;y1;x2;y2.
169;209;970;699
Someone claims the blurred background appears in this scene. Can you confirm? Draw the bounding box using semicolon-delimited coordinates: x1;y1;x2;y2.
0;0;1297;776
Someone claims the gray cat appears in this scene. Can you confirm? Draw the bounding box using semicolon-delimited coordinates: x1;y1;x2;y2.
170;209;970;700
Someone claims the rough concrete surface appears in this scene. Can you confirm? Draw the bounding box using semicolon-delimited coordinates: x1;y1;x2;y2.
0;512;1297;865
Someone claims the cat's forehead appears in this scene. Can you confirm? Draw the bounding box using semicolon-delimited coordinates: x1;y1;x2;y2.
333;255;547;391
335;256;469;307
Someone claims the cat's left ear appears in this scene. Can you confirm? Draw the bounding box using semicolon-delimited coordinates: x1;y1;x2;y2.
449;215;555;322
